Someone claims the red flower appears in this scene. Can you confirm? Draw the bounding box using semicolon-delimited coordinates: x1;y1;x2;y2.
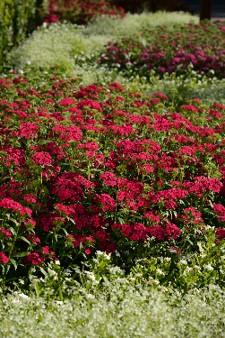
68;234;95;248
78;99;102;111
147;226;165;241
213;203;225;222
181;104;199;112
144;212;160;224
42;246;50;255
0;252;9;264
109;82;124;91
18;122;39;139
25;252;44;265
55;203;75;216
23;194;37;204
52;125;82;142
39;214;64;232
182;207;203;225
165;223;181;240
44;14;59;24
27;234;41;245
129;223;148;241
84;248;92;255
142;164;154;174
215;228;225;240
153;92;168;100
58;97;76;106
0;227;13;238
96;193;116;212
100;171;118;187
32;151;52;166
0;198;32;217
113;223;131;237
3;147;25;167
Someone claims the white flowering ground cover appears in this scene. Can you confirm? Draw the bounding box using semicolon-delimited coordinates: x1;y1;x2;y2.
0;285;225;338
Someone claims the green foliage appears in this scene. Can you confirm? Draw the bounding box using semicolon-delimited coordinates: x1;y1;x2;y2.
142;70;225;105
112;0;188;12
84;11;198;38
0;0;15;69
26;232;225;295
131;228;225;290
0;0;43;70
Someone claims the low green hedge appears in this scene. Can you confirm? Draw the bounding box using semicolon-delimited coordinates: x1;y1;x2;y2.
0;0;43;70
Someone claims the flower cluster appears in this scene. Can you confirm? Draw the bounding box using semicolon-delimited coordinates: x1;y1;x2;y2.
0;74;225;277
45;0;125;24
100;22;225;78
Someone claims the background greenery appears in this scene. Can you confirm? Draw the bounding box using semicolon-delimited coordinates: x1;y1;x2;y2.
0;0;44;70
10;12;197;72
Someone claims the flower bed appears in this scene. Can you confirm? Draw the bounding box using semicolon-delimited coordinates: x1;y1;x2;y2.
0;74;225;279
100;22;225;78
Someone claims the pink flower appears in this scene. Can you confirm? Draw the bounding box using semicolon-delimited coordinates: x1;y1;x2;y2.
84;248;92;255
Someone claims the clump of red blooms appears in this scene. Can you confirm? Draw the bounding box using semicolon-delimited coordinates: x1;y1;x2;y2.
100;22;225;78
0;74;225;272
45;0;125;24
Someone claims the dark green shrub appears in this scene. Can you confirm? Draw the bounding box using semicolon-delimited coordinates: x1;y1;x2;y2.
0;0;43;70
0;0;14;69
112;0;188;13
